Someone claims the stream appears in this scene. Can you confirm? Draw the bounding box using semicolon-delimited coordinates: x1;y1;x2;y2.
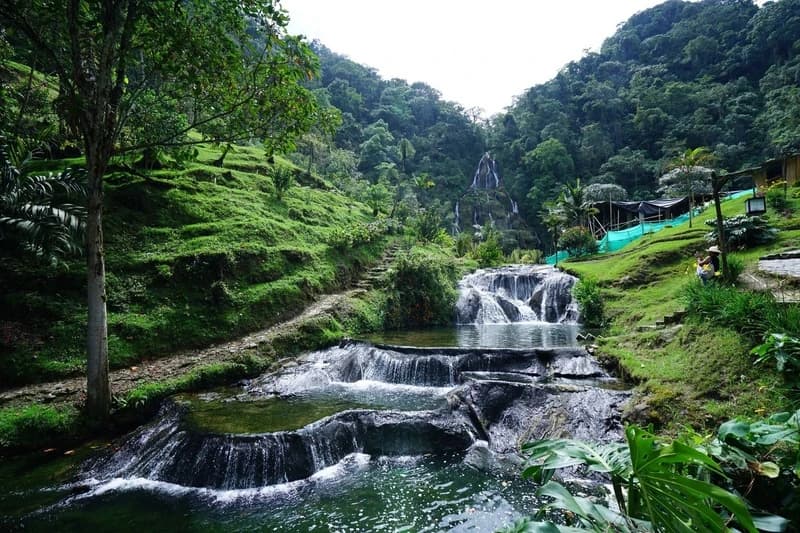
1;265;630;532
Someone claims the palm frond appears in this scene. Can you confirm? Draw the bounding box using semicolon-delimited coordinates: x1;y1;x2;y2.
0;142;87;265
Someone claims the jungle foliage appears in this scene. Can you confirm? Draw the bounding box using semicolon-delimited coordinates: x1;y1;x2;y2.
486;0;800;241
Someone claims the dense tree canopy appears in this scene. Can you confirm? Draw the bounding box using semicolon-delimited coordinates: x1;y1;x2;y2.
0;0;323;419
487;0;800;241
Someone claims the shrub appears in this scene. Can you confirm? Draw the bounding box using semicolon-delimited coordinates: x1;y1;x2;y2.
705;215;777;250
559;226;598;257
454;231;474;257
327;220;388;250
383;249;458;328
508;248;543;264
683;283;800;341
572;276;604;327
271;164;294;200
474;234;504;267
432;229;454;248
751;333;800;378
723;253;744;284
766;181;789;211
411;208;442;242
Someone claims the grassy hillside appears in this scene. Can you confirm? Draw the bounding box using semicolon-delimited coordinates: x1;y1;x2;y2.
565;191;800;431
0;144;393;386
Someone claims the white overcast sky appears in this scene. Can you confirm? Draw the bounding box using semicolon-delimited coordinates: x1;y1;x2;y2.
281;0;669;117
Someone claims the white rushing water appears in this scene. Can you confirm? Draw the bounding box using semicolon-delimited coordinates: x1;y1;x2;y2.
455;264;580;325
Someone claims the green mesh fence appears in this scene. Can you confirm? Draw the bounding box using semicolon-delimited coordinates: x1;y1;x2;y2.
545;190;751;264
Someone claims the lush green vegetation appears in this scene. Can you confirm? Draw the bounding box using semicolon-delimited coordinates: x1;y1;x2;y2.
487;0;800;244
564;192;800;430
383;245;463;329
510;411;798;532
0;145;388;385
1;6;800;524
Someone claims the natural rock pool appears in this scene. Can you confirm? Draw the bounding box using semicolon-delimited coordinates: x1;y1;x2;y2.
1;266;630;532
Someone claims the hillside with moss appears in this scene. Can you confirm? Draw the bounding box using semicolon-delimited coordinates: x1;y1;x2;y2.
0;145;393;386
564;192;800;432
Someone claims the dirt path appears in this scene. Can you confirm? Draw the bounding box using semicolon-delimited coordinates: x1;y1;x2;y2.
0;290;359;409
0;243;402;410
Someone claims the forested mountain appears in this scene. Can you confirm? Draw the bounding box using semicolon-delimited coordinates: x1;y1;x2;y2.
290;43;486;230
285;0;800;248
486;0;800;240
3;0;798;254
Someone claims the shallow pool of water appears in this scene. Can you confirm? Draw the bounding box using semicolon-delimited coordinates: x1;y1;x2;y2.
364;323;582;349
4;452;541;532
2;320;612;532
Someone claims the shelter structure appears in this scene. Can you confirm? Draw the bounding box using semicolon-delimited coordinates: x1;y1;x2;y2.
725;152;800;190
589;197;690;237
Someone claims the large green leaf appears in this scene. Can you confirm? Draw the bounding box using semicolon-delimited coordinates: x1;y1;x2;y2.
522;438;631;478
625;426;756;533
536;481;650;532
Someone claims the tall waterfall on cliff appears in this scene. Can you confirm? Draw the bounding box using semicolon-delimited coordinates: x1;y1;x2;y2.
453;153;522;234
455;265;579;325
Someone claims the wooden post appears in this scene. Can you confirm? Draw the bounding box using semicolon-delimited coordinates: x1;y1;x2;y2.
711;172;730;282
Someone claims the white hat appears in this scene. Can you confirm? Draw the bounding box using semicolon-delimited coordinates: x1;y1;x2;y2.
707;245;721;254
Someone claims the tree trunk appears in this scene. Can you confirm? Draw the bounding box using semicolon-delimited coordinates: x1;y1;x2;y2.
711;173;729;282
85;154;110;421
212;143;231;167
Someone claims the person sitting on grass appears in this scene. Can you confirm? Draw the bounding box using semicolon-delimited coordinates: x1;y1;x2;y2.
696;245;721;284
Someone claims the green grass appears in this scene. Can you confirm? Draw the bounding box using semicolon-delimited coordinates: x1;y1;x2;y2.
0;144;389;386
565;192;800;432
0;404;81;452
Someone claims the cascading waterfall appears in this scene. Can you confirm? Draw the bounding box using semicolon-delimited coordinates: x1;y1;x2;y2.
456;265;580;325
453;152;521;235
81;341;625;494
85;403;476;490
469;152;501;189
24;275;627;531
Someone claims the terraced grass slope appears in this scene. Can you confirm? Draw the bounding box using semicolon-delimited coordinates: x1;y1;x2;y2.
0;145;390;386
564;192;800;431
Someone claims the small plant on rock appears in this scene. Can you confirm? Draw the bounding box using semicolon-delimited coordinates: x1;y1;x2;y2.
573;276;604;327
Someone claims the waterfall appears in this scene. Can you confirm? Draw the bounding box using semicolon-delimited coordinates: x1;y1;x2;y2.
454;152;522;236
78;340;628;499
455;265;579;325
85;402;477;490
261;342;556;390
469;153;502;190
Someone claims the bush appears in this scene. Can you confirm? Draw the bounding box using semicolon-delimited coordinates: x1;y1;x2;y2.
271;164;294;200
683;283;800;341
383;248;458;328
572;276;604;327
766;181;789;211
432;229;454;248
559;226;598;257
705;215;777;250
454;232;474;257
508;248;544;264
724;253;744;284
411;208;442;242
327;220;388;250
474;234;504;267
